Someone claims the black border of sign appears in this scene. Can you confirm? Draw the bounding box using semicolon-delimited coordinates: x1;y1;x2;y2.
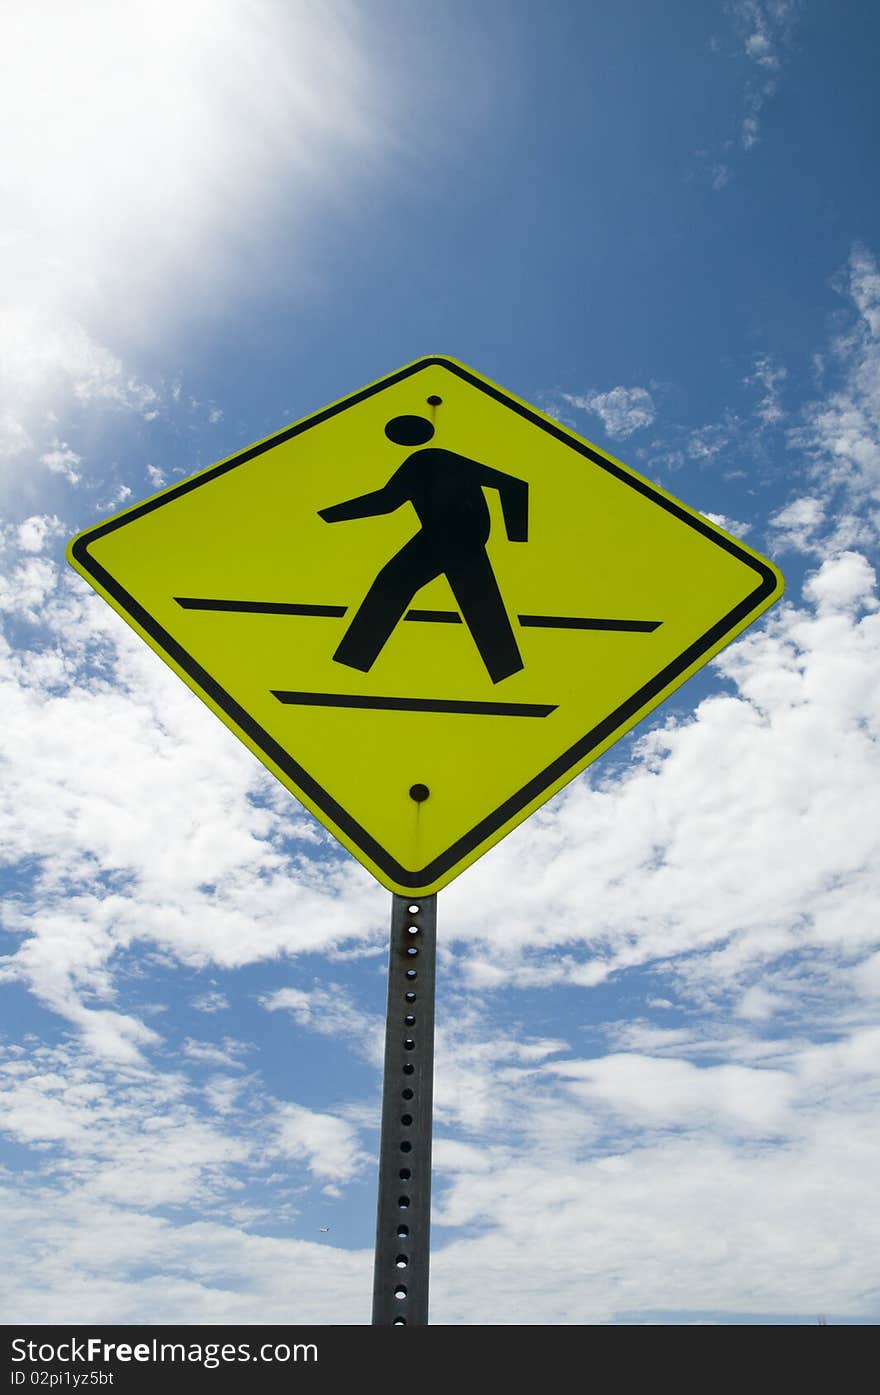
70;356;780;889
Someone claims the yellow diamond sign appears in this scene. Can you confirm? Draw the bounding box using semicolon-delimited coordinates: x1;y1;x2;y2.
67;356;784;894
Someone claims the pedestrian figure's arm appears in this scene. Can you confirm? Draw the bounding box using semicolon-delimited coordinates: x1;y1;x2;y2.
478;467;529;543
318;470;407;523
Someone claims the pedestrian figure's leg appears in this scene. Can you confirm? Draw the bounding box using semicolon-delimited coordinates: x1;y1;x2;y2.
446;549;523;683
334;535;441;672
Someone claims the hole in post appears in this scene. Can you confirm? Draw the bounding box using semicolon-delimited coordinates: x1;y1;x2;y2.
397;1224;409;1238
405;969;417;980
404;1014;415;1026
402;1088;414;1100
398;1196;410;1208
408;905;419;914
406;947;418;957
403;1063;414;1075
394;1286;407;1300
407;926;419;935
399;1167;411;1180
405;992;416;1002
393;1318;406;1326
400;1140;412;1153
395;1254;409;1268
403;1038;416;1050
401;1114;413;1126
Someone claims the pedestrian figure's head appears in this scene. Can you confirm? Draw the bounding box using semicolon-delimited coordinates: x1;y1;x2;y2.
385;415;434;446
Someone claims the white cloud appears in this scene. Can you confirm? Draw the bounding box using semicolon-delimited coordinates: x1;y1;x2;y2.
0;1183;371;1323
549;1053;795;1133
93;484;132;514
274;1103;369;1190
425;996;880;1322
689;422;734;459
736;984;786;1020
433;1007;568;1137
0;1042;249;1207
700;2;798;181
734;1;799;150
802;551;878;614
0;313;159;415
183;1038;248;1069
769;495;826;552
39;443;83;485
744;31;776;68
733;1;798;71
793;246;880;518
261;985;384;1066
560;386;656;438
0;1033;372;1319
429;1118;879;1322
744;354;787;424
192;990;230;1015
853;952;880;998
0;311;160;473
14;514;65;553
0;554;58;618
649;246;880;561
700;510;752;536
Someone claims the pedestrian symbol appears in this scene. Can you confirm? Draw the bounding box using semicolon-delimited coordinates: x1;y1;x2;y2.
320;413;528;683
66;356;784;894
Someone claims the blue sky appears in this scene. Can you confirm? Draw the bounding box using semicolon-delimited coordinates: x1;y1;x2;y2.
1;0;879;1325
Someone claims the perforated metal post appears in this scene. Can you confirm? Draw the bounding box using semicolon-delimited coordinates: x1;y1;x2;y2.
371;893;437;1325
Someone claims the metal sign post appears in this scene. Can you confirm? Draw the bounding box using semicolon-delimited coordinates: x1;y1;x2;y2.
372;894;437;1325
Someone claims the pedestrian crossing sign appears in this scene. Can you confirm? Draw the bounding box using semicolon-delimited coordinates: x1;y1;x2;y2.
67;356;784;895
